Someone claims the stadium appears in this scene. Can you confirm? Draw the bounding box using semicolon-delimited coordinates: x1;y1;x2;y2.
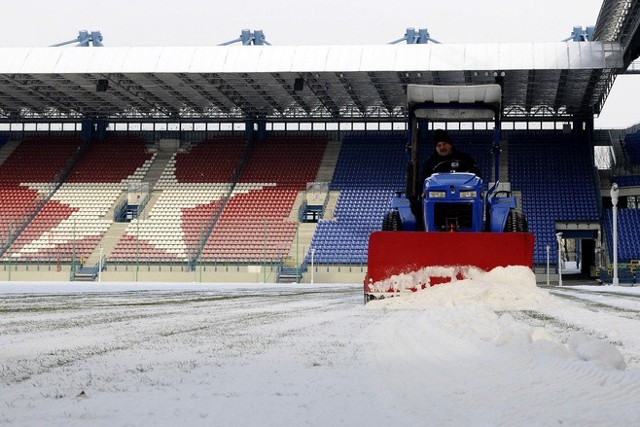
1;0;639;286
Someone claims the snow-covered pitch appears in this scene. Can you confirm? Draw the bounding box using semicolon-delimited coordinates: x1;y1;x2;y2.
2;267;640;426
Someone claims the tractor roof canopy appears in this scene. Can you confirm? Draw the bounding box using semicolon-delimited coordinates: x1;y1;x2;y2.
407;84;501;121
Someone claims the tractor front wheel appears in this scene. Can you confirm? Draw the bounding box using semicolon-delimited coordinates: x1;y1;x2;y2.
504;209;528;232
382;210;402;231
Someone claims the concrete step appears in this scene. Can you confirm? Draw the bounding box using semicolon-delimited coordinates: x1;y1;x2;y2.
144;150;175;185
86;222;129;265
315;140;341;182
322;191;340;220
283;222;316;267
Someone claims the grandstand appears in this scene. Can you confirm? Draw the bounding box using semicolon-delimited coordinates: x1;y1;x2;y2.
1;0;640;283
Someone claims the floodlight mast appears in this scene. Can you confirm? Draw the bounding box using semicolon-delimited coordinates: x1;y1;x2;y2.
562;25;595;42
389;28;440;44
219;29;271;46
51;30;104;47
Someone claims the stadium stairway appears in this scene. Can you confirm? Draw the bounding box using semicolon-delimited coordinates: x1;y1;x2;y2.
90;144;178;266
279;224;315;282
322;191;340;220
315;140;341;182
142;148;175;184
279;140;342;282
124;147;176;223
85;222;128;267
312;141;341;220
281;197;314;269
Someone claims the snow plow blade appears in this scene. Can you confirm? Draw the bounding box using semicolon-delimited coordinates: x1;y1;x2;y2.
364;231;534;302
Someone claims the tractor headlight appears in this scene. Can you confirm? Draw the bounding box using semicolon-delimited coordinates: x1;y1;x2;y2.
459;190;478;198
428;191;446;198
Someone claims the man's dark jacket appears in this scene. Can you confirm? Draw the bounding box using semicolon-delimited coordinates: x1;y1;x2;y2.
421;147;481;184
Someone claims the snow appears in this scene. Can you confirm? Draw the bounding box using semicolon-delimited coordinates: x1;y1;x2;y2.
368;266;546;310
2;268;640;426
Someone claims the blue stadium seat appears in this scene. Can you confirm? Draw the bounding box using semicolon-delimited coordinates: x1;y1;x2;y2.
508;131;600;265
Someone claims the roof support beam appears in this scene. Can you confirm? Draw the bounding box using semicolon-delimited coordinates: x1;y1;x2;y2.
336;73;367;117
201;73;252;117
524;70;537;114
177;73;230;116
102;74;174;118
0;74;82;118
553;69;569;114
300;73;340;118
367;72;397;117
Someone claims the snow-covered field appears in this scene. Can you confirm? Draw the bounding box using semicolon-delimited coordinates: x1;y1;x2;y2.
2;267;640;426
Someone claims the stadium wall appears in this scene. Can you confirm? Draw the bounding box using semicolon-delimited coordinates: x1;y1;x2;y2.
2;263;367;284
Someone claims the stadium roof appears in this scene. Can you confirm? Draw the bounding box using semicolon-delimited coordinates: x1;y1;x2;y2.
593;0;640;65
0;0;638;124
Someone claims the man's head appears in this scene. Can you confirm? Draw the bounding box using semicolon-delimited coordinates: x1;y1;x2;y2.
433;129;453;156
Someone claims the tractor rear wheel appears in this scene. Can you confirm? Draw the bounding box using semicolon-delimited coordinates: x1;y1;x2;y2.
504;209;528;232
382;210;402;231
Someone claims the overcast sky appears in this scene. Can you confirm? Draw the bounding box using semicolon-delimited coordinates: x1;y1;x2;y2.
1;0;637;128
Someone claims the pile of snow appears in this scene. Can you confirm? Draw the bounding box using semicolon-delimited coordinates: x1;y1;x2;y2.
368;266;628;371
369;265;547;310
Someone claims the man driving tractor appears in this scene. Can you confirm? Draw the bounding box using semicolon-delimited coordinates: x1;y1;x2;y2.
421;129;481;181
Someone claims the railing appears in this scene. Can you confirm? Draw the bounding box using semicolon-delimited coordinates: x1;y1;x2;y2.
113;188;152;222
276;262;306;282
113;196;128;221
598;262;639;285
298;183;330;222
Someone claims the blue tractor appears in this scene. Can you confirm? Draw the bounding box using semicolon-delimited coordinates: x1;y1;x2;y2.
365;84;534;301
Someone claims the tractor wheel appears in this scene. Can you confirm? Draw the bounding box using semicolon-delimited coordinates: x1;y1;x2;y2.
504;209;528;232
382;210;402;231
